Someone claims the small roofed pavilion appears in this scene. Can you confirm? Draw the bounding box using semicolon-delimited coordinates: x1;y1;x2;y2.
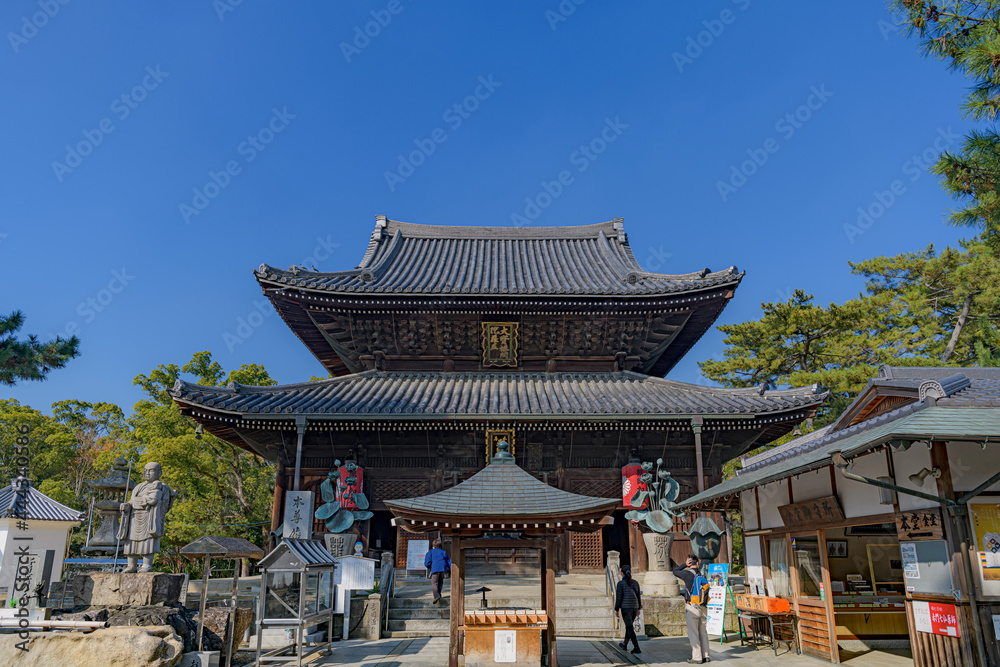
385;441;618;667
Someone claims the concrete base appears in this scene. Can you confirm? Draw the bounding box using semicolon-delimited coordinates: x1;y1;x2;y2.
177;651;220;667
640;570;680;597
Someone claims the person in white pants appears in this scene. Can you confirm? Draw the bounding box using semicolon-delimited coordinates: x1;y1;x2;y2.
673;554;710;664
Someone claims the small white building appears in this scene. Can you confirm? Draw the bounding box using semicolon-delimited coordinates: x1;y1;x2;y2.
0;479;83;605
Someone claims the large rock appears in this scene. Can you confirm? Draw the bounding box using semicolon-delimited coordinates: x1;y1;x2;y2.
193;606;254;658
0;625;184;666
73;572;187;607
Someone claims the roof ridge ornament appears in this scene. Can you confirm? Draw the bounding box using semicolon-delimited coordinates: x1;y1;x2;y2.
612;217;626;243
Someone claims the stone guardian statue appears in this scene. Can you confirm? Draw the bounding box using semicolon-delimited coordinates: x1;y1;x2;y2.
117;462;176;573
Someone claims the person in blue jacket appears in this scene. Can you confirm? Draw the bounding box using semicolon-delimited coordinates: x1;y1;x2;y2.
424;538;451;604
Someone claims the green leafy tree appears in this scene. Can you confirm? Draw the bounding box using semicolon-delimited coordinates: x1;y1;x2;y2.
128;352;276;574
0;311;79;385
892;0;1000;233
701;242;999;423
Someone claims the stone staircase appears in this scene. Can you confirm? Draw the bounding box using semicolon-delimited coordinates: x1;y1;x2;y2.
382;573;618;639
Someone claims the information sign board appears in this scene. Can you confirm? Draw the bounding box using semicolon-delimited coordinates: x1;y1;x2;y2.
706;563;729;637
406;539;429;571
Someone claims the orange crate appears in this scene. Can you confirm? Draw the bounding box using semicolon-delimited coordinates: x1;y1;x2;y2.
761;596;790;614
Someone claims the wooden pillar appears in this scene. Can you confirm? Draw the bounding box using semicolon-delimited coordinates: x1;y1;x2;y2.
545;536;557;667
449;535;464;667
692;416;705;493
269;462;286;550
293;416;307;491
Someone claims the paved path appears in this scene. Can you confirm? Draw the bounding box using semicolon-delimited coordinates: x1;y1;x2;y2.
310;636;913;666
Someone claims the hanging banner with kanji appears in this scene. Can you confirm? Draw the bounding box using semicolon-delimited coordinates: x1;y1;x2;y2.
622;464;647;509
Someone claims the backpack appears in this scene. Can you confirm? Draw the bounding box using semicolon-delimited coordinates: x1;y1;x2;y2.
689;574;711;606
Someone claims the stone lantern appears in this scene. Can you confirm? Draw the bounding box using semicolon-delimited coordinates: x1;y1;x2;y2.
82;458;135;555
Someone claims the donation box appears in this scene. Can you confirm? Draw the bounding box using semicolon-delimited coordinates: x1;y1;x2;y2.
464;609;547;666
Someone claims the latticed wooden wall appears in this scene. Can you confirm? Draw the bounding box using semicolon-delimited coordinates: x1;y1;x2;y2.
570;531;604;569
571;478;620;499
373;479;430;501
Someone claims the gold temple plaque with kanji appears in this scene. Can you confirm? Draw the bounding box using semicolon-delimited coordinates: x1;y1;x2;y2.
481;322;518;367
486;429;515;464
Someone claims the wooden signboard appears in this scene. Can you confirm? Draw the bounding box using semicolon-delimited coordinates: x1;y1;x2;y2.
777;495;844;527
895;508;945;541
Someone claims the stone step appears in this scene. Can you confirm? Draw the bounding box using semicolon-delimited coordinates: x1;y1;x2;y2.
383;630;450;638
387;619;451;632
387;607;451;620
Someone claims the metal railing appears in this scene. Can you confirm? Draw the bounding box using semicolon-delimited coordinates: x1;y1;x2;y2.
605;564;621;632
380;563;395;637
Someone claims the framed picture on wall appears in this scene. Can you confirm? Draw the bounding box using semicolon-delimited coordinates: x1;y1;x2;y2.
827;540;848;558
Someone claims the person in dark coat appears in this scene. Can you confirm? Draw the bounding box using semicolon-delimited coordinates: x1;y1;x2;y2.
614;565;642;654
424;538;451;604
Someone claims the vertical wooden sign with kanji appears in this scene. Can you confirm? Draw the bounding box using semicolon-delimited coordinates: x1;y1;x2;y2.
482;322;518;367
283;490;315;540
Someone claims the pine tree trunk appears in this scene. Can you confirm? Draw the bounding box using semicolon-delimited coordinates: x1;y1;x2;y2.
941;294;973;363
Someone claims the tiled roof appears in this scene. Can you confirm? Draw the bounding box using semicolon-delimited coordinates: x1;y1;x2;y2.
258;539;338;569
385;458;619;517
170;371;825;419
0;480;84;522
254;218;744;297
675;405;1000;510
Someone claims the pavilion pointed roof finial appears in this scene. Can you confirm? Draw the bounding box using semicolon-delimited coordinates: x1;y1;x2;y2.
491;438;514;464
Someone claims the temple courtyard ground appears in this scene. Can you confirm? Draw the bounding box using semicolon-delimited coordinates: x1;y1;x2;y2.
311;636;914;666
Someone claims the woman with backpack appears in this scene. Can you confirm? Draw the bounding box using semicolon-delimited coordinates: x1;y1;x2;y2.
673;554;710;664
613;565;642;654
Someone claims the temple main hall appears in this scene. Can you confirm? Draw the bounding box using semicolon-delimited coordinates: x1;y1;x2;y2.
171;216;823;572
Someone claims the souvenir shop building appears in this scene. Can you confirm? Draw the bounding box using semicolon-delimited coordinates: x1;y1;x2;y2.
171;216;823;573
677;366;1000;666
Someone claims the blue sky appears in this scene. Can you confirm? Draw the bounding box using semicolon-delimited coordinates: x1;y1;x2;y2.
4;1;974;415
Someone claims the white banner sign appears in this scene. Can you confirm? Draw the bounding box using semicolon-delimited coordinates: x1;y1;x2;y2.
406;539;429;571
705;563;730;637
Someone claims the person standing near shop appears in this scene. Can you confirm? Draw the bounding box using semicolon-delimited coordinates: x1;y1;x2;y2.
673;554;711;664
424;538;451;604
614;565;643;654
